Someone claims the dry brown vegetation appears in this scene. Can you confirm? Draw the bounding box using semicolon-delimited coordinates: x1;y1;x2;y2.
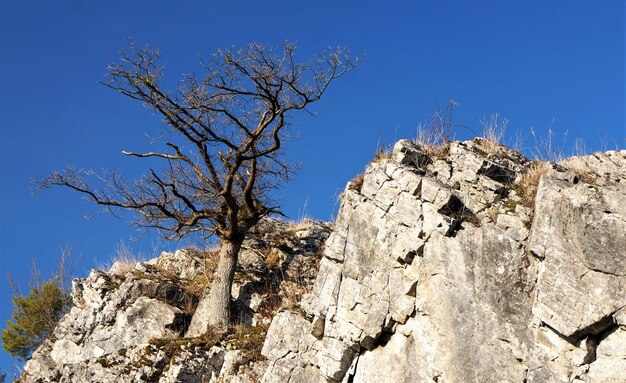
530;126;566;163
179;247;220;296
510;127;582;209
150;321;270;376
228;323;270;362
150;327;223;359
561;162;597;184
414;100;462;162
263;248;283;270
348;172;365;192
415;122;451;159
372;144;392;163
515;161;551;208
479;113;508;155
106;242;147;277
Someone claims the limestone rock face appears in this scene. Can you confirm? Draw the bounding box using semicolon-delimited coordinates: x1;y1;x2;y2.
20;220;331;383
18;140;626;383
261;141;626;383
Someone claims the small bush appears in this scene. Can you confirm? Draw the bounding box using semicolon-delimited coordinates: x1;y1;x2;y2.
502;198;518;213
2;280;71;360
2;250;73;360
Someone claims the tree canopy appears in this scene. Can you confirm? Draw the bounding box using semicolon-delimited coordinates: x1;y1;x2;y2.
38;42;358;330
40;42;358;242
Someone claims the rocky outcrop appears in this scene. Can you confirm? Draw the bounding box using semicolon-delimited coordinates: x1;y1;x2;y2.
19;139;626;383
261;140;626;383
20;219;331;383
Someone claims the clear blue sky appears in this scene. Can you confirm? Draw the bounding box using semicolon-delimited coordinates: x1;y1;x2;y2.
0;0;624;374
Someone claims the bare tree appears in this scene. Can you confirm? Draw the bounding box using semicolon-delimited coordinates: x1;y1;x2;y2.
39;41;358;332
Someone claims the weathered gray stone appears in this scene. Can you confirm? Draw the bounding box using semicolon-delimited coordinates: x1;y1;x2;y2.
19;141;626;383
261;311;323;383
261;142;626;383
21;219;331;383
160;346;225;383
529;172;626;338
584;328;626;383
146;249;205;280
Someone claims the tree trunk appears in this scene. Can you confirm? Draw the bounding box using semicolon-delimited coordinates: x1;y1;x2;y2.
186;237;243;336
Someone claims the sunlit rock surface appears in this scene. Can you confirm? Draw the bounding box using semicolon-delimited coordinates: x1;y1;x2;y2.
261;141;626;383
20;220;330;383
20;140;626;383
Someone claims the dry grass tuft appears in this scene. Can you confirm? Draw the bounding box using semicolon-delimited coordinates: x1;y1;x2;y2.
348;173;365;192
516;161;550;208
558;138;597;184
511;126;576;208
184;246;220;267
282;218;316;234
106;242;147;277
480;113;508;154
183;274;212;296
414;100;460;161
415;119;451;159
416;128;451;160
372;145;392;163
279;277;309;311
530;126;566;163
571;138;588;157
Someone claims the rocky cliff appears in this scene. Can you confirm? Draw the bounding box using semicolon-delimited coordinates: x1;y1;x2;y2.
20;139;626;383
20;219;332;383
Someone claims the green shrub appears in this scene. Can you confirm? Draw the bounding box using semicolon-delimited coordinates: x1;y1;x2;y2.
2;278;71;360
